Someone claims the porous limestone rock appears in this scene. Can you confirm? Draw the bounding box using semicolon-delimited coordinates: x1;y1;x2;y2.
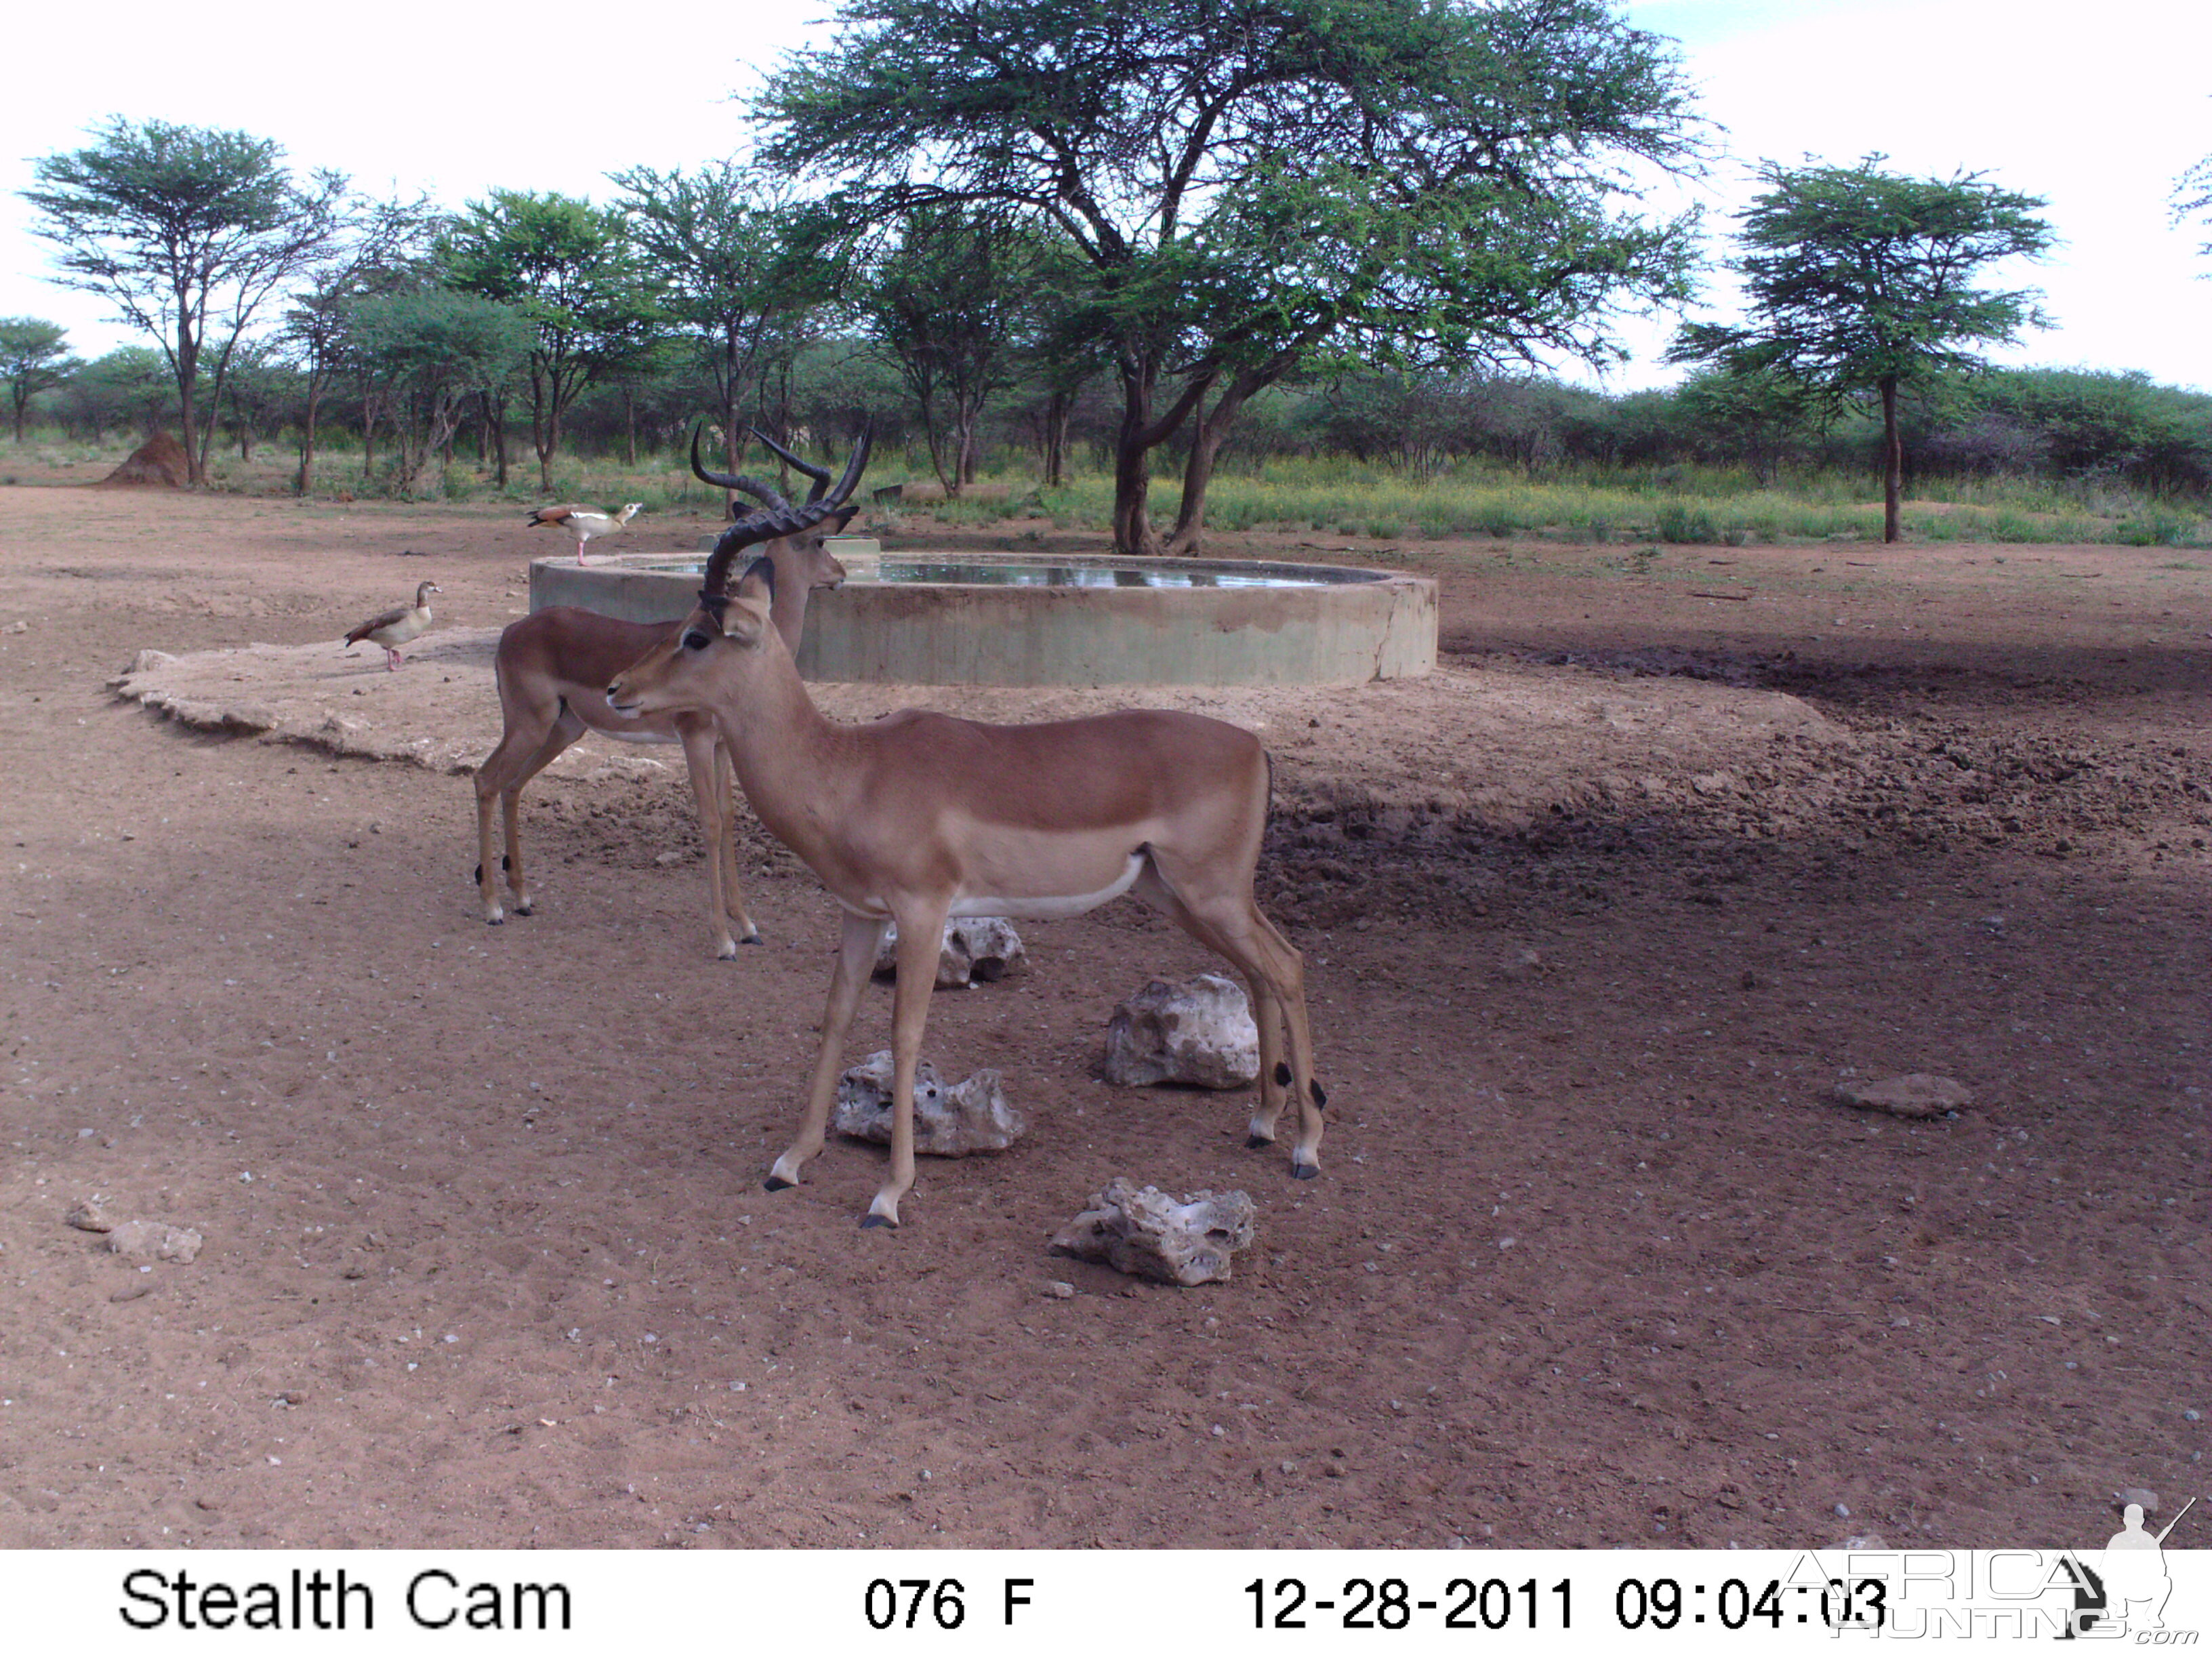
106;1220;203;1263
1834;1073;1972;1120
1102;974;1258;1089
872;917;1026;989
832;1051;1026;1156
1048;1178;1256;1286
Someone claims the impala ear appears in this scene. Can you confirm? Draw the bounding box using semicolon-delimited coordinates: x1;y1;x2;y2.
722;556;776;645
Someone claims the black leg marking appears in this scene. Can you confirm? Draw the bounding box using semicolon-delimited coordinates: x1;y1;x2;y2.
501;855;511;872
1274;1061;1293;1087
1311;1079;1328;1108
473;863;482;883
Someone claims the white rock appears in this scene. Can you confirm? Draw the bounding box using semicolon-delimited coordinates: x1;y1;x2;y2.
64;1198;116;1233
106;1220;203;1264
1103;974;1258;1089
1835;1073;1971;1119
832;1051;1026;1156
1049;1178;1256;1286
873;917;1025;988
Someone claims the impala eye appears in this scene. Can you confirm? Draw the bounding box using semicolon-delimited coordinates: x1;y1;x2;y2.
682;630;712;651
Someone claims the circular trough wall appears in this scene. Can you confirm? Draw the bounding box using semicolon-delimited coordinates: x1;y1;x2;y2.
529;550;1436;687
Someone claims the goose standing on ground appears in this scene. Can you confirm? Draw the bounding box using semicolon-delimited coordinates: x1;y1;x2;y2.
525;501;643;562
344;579;441;671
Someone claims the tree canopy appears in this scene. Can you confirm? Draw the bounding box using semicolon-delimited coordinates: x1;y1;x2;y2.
1670;154;2053;541
21;117;349;485
441;190;663;492
0;318;83;443
754;0;1706;553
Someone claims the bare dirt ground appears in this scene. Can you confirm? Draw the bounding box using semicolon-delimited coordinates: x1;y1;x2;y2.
1;474;2207;1551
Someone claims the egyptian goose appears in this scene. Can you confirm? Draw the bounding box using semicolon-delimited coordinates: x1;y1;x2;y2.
344;580;440;671
525;501;643;562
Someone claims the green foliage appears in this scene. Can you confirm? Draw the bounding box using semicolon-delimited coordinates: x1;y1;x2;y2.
20;117;350;483
1671;155;2054;393
610;161;836;464
347;289;533;493
1671;152;2053;541
756;0;1708;552
861;207;1047;492
440;190;663;489
0;318;83;442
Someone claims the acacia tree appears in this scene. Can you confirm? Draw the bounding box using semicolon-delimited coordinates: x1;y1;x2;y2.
441;191;664;493
610;161;838;499
1670;155;2053;543
345;290;534;495
0;319;83;442
21;119;349;485
2176;146;2212;264
861;207;1042;493
756;0;1703;554
282;194;436;494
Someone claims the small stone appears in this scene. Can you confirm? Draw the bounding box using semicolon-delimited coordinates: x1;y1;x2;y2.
1835;1073;1972;1120
279;1390;306;1406
1835;1503;1851;1518
653;850;687;867
2119;1487;2160;1513
1102;975;1259;1090
1048;1177;1256;1286
107;1283;155;1303
64;1198;116;1233
873;917;1026;989
2184;1410;2202;1423
105;1220;203;1264
832;1052;1026;1156
1042;1281;1076;1300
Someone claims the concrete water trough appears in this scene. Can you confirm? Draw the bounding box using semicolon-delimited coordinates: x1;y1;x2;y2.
529;542;1436;687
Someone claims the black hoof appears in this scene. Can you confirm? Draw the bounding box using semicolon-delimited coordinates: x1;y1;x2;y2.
762;1175;796;1193
1290;1161;1321;1181
1244;1134;1273;1150
1274;1061;1293;1086
859;1214;897;1230
740;933;764;946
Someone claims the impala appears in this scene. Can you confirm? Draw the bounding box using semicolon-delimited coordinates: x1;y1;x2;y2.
607;432;1326;1227
474;432;865;956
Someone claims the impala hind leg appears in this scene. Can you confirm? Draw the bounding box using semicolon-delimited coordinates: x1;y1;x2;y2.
864;900;951;1228
767;910;887;1195
716;743;760;947
474;706;581;924
679;724;758;958
1143;865;1325;1179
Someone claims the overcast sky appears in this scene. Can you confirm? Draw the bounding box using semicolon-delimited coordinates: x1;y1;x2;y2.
1;0;2205;392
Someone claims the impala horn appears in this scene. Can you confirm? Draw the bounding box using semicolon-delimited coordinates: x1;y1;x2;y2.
690;423;793;514
744;426;833;504
697;424;872;620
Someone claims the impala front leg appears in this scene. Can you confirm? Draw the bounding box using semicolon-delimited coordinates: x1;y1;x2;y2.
865;900;950;1229
766;909;886;1194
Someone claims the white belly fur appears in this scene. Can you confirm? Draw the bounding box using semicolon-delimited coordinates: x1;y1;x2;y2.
593;724;680;746
843;854;1147;922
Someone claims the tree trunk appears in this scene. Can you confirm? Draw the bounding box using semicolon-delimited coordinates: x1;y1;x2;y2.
1165;373;1262;556
298;381;323;495
12;391;26;444
623;386;637;467
1879;375;1902;545
1042;390;1069;489
174;323;205;487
